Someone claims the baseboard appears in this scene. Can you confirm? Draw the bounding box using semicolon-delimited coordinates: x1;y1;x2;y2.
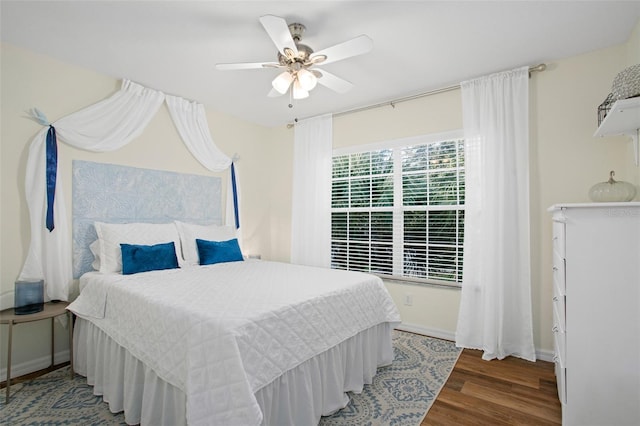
395;322;456;341
535;348;555;363
0;349;70;382
0;327;554;382
396;322;555;363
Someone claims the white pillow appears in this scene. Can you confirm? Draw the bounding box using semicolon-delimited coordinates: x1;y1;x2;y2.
89;239;101;271
94;222;184;273
175;221;237;265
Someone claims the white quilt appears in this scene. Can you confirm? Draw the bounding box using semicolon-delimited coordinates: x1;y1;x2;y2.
68;261;400;425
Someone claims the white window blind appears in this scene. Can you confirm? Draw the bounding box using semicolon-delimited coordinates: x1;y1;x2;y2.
331;133;465;285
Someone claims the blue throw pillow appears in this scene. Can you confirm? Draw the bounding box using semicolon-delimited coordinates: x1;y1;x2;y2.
120;242;179;275
196;238;244;265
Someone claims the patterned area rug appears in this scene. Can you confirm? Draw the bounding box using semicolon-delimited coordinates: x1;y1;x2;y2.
0;367;126;425
0;330;460;426
320;330;461;426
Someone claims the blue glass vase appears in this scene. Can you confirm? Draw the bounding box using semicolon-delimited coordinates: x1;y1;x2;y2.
14;280;44;315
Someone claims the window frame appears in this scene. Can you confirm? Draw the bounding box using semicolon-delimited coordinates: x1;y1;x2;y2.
331;130;465;288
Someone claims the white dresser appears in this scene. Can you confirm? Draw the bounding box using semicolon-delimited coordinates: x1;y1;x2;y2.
549;202;640;425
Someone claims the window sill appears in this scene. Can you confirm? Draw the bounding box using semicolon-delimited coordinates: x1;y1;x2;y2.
376;275;462;290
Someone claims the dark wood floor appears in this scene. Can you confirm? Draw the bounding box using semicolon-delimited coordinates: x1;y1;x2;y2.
0;362;69;390
424;348;561;425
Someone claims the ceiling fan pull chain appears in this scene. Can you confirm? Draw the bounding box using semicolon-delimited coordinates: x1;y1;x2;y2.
288;85;294;109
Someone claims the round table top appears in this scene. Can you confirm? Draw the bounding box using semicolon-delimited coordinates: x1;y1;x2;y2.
0;301;70;324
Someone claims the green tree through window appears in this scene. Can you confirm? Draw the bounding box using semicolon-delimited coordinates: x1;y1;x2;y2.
331;136;465;285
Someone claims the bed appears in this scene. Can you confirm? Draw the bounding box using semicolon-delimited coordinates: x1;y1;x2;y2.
67;161;401;425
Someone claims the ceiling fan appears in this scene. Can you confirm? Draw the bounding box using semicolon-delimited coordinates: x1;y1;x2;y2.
216;15;373;103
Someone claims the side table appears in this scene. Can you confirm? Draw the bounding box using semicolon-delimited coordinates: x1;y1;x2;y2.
0;301;73;403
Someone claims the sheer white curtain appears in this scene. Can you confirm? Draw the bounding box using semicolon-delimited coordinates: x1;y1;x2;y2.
290;114;332;268
165;95;240;232
165;95;231;171
19;80;165;301
455;67;536;361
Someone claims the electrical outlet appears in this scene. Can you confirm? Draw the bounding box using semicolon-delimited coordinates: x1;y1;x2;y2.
404;294;413;306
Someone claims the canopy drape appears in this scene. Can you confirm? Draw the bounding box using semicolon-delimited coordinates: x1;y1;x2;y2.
290;114;332;268
165;95;232;172
165;95;240;232
455;66;536;361
20;81;238;301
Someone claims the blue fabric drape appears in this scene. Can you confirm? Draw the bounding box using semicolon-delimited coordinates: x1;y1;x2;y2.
231;162;240;229
45;125;57;231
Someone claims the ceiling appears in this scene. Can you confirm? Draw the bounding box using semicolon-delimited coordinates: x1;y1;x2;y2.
2;1;639;128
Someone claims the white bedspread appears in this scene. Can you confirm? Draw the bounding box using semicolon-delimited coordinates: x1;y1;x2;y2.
68;261;400;426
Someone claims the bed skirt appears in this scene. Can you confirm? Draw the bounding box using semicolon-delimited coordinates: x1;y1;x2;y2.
73;318;395;425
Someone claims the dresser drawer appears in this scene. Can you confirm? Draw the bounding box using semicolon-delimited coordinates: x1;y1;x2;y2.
552;282;566;332
552;296;566;334
553;315;566;366
552;250;566;296
555;360;567;405
552;218;566;258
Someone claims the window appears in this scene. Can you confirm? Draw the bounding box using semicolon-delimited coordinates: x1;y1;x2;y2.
331;131;465;286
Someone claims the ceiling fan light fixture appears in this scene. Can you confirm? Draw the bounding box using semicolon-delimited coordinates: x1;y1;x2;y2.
217;15;372;105
282;47;296;60
272;71;294;94
309;54;327;65
292;79;309;99
297;68;318;91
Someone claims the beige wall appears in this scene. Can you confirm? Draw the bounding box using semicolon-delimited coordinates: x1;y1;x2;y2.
532;34;639;354
0;42;286;376
1;20;638;374
331;89;464;339
627;20;640;66
623;21;640;186
330;21;640;353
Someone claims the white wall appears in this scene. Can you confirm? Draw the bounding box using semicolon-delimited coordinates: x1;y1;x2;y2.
2;19;638;376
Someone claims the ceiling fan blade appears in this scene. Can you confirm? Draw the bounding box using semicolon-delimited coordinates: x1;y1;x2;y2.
267;87;285;98
216;62;280;71
259;15;298;57
315;69;354;94
311;35;373;66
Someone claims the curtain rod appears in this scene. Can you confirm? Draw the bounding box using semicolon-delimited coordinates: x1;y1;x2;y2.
287;63;546;128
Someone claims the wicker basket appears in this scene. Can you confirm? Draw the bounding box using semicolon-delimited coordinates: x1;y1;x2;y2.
611;64;640;100
598;93;615;126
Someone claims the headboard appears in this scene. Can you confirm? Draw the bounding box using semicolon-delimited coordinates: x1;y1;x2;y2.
72;160;222;278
